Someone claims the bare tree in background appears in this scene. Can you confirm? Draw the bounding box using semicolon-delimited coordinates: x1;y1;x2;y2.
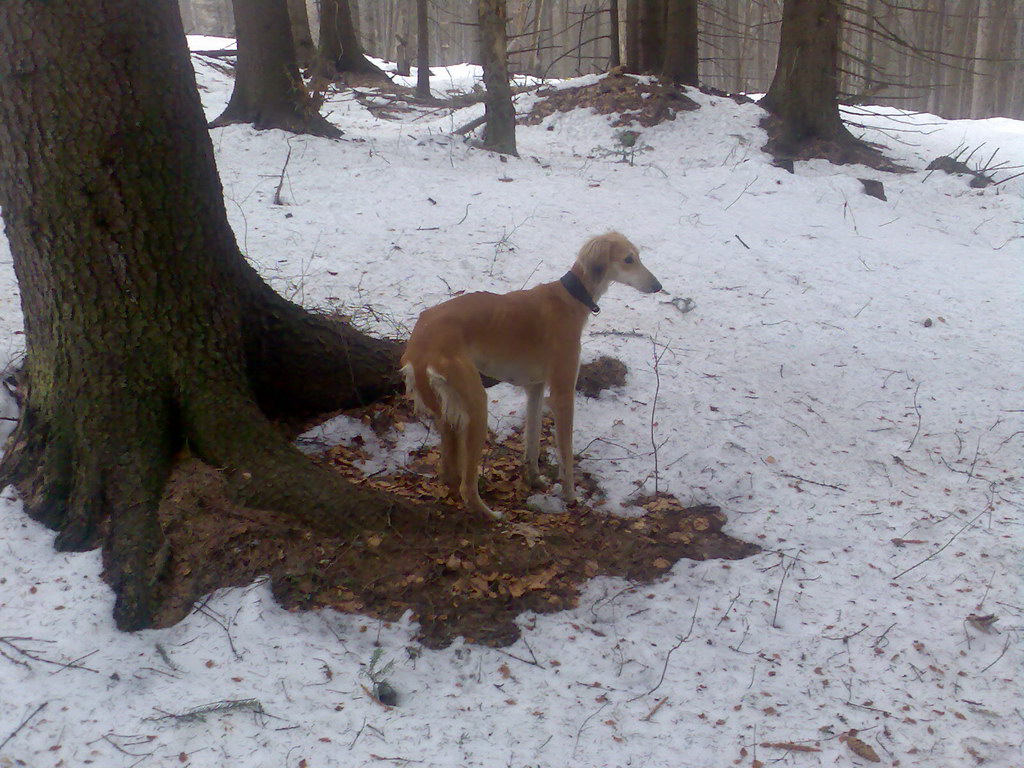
287;0;316;69
624;0;697;82
212;0;340;136
478;0;518;155
760;0;894;167
662;0;698;84
315;0;386;78
417;0;431;97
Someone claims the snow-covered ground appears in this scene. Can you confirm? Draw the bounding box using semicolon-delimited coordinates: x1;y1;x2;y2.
1;39;1021;768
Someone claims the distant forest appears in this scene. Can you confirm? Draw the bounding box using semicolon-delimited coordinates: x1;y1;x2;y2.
179;0;1024;119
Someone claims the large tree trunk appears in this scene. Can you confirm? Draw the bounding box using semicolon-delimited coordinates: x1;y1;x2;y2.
478;0;518;156
212;0;341;136
0;0;404;631
759;0;860;155
662;0;698;85
761;0;847;139
315;0;387;78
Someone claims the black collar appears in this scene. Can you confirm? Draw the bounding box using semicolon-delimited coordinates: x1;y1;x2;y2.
560;271;600;314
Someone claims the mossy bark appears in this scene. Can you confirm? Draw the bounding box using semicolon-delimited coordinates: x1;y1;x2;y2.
0;0;402;631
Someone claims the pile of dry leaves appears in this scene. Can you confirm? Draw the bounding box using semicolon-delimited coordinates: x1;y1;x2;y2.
522;72;701;128
154;392;758;647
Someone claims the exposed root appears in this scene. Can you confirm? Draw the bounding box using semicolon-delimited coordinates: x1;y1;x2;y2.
760;114;908;173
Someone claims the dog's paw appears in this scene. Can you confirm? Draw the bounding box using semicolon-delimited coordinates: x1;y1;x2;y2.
524;471;545;490
482;506;504;521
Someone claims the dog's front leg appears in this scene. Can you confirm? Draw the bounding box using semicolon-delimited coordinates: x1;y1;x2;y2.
523;382;545;488
548;385;576;504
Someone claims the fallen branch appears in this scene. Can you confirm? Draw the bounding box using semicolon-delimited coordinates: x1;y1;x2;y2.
453;114;487;136
150;698;265;722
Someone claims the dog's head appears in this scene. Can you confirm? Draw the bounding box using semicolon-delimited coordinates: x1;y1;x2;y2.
576;232;662;295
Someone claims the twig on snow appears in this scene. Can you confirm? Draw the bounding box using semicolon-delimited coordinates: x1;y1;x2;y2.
978;636;1011;674
780;473;847;492
0;636;99;673
648;335;671;495
906;381;923;451
629;596;699;702
150;698;267;722
573;702;609;757
724;175;758;211
273;143;293;206
893;507;988;580
0;702;47;752
641;697;669;721
771;556;795;628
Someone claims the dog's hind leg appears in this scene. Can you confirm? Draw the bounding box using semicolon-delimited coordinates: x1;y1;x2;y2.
437;420;462;493
458;373;500;520
523;382;545;489
429;361;500;520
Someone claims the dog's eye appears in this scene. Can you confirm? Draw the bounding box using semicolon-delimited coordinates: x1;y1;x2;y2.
625;255;635;264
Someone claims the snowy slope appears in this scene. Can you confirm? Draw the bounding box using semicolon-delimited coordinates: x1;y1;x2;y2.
0;40;1021;768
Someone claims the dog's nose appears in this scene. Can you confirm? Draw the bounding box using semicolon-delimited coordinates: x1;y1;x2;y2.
650;280;663;293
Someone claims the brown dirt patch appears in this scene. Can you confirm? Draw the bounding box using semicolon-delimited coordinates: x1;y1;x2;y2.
522;73;700;128
154;397;759;648
577;355;628;398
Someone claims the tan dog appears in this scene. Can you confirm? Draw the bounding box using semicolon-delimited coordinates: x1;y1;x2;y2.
401;232;662;519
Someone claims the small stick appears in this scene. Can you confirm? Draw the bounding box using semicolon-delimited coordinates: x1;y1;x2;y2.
978;636;1010;674
641;696;669;721
0;702;47;752
780;473;847;492
907;381;923;451
273;144;293;206
893;508;987;580
629;597;699;702
573;702;609;757
771;557;794;628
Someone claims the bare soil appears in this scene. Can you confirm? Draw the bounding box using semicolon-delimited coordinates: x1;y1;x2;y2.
153;395;759;648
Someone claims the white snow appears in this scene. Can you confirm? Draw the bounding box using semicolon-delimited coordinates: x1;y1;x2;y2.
0;37;1021;767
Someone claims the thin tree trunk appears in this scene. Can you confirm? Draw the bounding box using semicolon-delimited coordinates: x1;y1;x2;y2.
608;0;621;68
625;0;641;71
416;0;432;97
478;0;518;155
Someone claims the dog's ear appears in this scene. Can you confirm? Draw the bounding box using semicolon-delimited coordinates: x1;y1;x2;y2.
578;234;613;282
